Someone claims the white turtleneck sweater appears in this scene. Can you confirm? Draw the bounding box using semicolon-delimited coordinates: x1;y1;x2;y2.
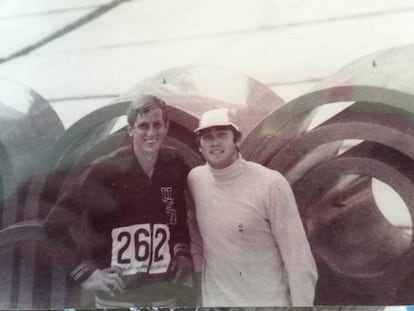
187;157;317;307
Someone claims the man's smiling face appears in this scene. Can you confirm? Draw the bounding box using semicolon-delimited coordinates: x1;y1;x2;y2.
199;126;240;169
128;107;169;157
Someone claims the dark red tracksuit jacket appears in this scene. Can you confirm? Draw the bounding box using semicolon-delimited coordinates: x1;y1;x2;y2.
44;146;191;304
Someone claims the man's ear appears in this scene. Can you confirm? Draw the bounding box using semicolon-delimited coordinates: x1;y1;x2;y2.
127;126;133;137
235;133;242;151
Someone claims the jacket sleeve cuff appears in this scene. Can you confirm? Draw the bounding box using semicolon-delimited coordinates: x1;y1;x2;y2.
174;242;191;258
70;261;98;284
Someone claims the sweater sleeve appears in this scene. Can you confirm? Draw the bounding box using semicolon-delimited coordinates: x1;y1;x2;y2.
265;172;318;306
43;166;99;284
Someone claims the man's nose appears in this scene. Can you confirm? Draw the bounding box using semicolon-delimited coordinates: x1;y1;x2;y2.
147;125;156;135
210;135;220;145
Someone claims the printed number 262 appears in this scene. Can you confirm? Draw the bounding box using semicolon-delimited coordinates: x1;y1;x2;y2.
111;224;171;274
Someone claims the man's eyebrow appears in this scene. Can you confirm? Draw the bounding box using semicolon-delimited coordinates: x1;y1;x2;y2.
136;121;149;126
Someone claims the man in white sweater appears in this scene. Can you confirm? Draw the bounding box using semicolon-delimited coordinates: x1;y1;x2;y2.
187;108;317;307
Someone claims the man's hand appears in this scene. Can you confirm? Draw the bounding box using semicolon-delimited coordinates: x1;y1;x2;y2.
81;266;125;297
169;255;193;281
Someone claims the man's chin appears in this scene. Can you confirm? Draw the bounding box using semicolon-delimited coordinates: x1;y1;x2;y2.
144;148;159;155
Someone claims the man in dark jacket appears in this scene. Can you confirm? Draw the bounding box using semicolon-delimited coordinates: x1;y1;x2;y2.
45;95;192;307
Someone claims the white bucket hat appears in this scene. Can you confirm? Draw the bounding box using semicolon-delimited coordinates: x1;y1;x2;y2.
195;108;240;133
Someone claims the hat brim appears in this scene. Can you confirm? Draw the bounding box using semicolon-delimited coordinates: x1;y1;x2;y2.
194;123;240;133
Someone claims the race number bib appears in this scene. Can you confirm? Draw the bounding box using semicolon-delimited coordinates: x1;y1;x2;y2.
111;224;171;275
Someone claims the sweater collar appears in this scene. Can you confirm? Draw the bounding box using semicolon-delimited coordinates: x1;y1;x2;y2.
207;155;244;181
